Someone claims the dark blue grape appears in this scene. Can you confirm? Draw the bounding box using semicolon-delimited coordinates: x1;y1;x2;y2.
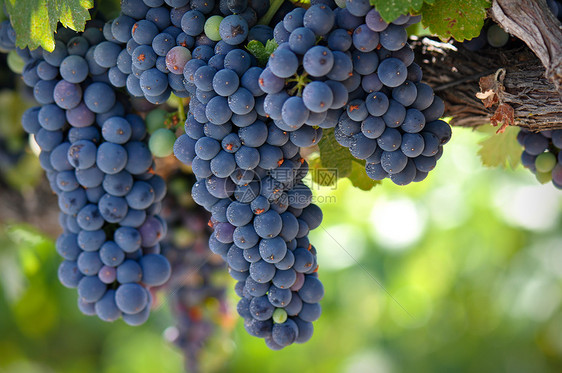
365;91;389;116
377;57;407;87
302;81;333;113
352;24;379;52
379;24;408;51
382;99;406;128
77;276;106;303
303;46;334;77
421;132;440;157
139;254;171;286
219;15;249;45
228;87;255;115
303;5;335;36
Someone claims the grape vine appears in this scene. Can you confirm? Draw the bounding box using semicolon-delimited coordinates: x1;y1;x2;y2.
0;0;560;370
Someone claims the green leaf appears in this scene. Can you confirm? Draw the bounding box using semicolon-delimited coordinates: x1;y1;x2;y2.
265;39;278;55
246;39;278;67
312;128;380;190
308;158;322;185
317;128;353;180
477;126;521;169
348;159;381;191
309;157;339;187
4;0;93;52
420;0;490;41
370;0;434;23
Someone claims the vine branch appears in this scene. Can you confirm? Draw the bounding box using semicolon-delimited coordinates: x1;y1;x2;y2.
490;0;562;93
411;36;562;131
258;0;286;26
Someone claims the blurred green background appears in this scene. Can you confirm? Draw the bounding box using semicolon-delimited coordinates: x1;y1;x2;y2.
1;76;562;373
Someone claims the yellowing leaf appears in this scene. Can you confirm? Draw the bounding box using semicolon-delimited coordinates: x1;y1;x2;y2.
4;0;93;52
348;159;380;191
313;129;380;191
477;126;521;169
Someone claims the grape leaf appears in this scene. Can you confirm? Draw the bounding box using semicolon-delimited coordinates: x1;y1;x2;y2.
246;39;278;67
420;0;490;41
265;39;278;54
308;157;338;187
317;128;353;180
477;125;521;169
310;130;380;190
348;159;380;191
3;0;93;52
370;0;434;23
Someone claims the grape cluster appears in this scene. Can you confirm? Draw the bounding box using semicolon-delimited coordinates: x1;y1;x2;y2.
518;129;562;189
170;0;326;349
157;173;229;372
260;1;451;185
177;104;325;348
17;22;171;325
97;0;289;103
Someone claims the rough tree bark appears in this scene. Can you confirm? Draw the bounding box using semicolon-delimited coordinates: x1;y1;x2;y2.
413;0;562;131
491;0;562;92
412;37;562;130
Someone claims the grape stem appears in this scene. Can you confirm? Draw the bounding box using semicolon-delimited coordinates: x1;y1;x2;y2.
177;95;186;123
286;72;311;97
258;0;286;26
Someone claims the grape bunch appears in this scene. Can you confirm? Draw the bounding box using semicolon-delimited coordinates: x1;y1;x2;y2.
176;111;325;348
156;173;229;373
518;129;562;189
168;0;326;349
97;0;291;103
16;21;171;325
260;1;451;185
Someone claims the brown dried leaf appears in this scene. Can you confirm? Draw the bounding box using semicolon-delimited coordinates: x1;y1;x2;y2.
490;103;515;133
475;89;496;100
478;74;500;107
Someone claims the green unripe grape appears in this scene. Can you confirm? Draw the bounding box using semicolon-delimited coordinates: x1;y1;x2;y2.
335;0;346;8
535;152;556;173
535;171;552;184
149;128;176;157
487;24;509;48
272;308;288;324
205;15;224;42
145;109;168;134
7;50;25;74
